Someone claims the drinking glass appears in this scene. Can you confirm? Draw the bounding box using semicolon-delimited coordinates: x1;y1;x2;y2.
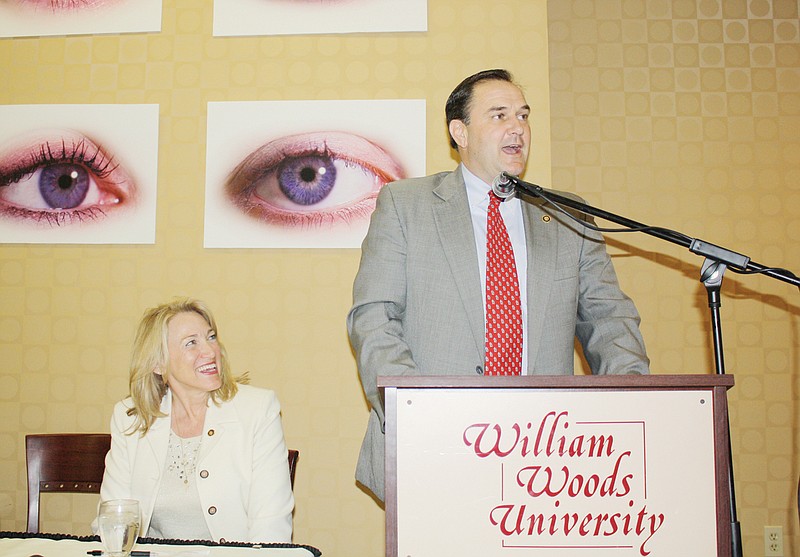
97;499;141;557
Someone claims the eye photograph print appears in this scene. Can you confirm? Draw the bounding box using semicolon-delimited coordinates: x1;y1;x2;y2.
204;99;425;249
212;0;427;36
0;0;162;38
0;103;159;244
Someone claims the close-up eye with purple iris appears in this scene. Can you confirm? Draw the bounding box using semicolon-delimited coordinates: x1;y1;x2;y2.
0;132;135;226
225;131;405;228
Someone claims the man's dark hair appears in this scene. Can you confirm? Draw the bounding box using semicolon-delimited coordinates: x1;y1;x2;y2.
445;68;515;150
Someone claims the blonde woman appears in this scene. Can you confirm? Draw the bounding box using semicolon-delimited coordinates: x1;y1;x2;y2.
99;298;293;543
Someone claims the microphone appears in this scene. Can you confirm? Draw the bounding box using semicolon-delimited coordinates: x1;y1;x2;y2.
491;173;516;199
493;172;548;200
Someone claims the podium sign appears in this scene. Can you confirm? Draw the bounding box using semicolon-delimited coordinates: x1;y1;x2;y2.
381;375;733;557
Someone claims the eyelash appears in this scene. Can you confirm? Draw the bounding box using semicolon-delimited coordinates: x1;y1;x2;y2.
0;138;119;187
1;204;107;227
494;113;529;121
13;0;101;11
184;333;217;347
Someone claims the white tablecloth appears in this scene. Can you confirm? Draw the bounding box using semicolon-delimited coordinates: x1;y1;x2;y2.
0;533;320;557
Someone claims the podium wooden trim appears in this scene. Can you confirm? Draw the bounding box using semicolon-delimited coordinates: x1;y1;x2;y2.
379;374;734;557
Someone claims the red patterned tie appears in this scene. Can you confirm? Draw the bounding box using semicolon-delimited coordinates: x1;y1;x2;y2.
485;191;523;376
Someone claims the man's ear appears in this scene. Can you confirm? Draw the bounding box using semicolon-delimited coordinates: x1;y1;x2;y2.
449;119;467;149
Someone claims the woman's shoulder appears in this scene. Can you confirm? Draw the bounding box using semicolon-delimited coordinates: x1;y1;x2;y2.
112;397;136;415
225;384;282;423
109;397;138;431
232;383;279;406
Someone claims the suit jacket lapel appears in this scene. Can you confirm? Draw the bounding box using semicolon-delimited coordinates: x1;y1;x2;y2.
144;391;173;480
522;196;558;372
431;168;486;360
198;396;237;463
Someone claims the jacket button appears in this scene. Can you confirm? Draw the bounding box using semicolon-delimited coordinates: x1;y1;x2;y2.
200;470;209;479
208;506;217;515
475;366;484;375
207;429;215;436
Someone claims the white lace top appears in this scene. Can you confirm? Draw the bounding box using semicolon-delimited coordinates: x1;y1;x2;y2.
148;431;212;541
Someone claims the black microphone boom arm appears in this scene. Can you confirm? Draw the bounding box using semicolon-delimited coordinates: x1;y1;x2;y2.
500;172;798;287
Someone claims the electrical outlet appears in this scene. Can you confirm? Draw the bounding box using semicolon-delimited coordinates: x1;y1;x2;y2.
764;526;784;556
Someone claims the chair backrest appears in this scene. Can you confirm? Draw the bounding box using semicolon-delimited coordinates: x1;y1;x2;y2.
26;435;296;532
26;433;111;534
288;449;299;489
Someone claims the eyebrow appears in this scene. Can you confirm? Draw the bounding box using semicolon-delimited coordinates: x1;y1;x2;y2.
180;328;213;342
487;104;531;114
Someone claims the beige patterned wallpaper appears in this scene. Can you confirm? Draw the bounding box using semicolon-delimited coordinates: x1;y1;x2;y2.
0;1;551;555
0;0;797;556
548;0;799;555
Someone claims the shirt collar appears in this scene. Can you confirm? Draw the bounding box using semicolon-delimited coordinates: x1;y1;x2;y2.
462;164;491;209
462;164;520;210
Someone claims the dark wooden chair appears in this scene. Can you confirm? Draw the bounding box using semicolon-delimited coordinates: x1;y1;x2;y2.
26;434;297;533
288;449;299;489
25;433;111;534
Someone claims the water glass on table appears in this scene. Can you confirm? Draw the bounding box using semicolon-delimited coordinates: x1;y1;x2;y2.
97;499;141;557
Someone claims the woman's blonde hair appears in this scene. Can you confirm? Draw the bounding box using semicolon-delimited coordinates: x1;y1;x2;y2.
126;297;242;434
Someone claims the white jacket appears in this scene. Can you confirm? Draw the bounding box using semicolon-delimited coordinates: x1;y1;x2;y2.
99;384;294;543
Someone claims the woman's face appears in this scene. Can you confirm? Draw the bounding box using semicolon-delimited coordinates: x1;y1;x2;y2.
162;311;222;398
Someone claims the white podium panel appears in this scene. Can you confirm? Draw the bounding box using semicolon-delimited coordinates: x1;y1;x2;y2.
385;377;732;557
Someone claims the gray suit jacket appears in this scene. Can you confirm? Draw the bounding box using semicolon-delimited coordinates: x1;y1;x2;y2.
346;166;649;501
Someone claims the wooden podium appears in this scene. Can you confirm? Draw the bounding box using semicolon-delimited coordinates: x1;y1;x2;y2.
379;374;734;557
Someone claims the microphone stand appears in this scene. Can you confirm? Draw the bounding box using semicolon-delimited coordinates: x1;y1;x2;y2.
503;172;800;557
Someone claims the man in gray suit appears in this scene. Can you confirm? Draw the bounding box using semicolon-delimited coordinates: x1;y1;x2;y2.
347;69;649;503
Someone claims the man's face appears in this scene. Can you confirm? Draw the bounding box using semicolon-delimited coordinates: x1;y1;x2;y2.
450;79;531;185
